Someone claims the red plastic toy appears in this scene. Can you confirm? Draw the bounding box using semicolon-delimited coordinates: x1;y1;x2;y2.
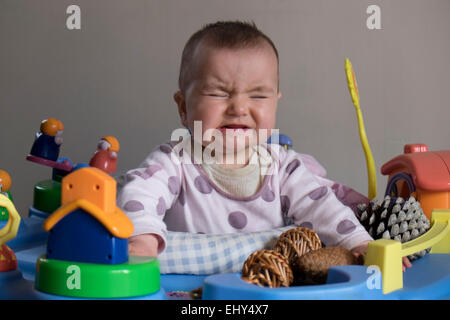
382;143;450;219
89;136;120;174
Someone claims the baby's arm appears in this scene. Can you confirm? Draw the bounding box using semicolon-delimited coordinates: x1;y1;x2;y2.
117;143;182;257
296;153;370;215
278;147;373;250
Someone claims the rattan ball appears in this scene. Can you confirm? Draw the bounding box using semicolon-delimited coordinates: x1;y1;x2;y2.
241;249;293;288
273;227;322;265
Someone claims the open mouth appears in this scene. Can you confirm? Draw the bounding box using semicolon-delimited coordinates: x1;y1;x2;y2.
219;125;250;131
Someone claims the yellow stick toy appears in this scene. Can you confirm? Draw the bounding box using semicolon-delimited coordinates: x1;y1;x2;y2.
345;58;377;200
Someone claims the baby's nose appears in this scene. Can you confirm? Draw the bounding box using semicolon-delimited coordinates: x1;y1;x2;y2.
227;96;249;116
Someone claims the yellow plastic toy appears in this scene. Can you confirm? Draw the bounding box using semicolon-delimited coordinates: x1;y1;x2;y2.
345;58;377;200
0;193;21;246
365;209;450;294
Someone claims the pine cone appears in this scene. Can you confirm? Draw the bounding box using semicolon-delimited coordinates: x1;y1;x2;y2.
292;247;359;285
357;196;431;260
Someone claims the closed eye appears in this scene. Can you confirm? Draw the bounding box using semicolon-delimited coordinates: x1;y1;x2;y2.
251;95;269;99
203;92;228;98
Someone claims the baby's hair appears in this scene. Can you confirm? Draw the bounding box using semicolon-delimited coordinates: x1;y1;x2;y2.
178;20;279;94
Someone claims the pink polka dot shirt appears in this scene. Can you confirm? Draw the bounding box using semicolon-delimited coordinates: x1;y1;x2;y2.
117;141;373;253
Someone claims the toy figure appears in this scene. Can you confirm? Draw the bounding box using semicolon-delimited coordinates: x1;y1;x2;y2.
89;136;120;174
0;243;16;272
267;133;293;149
0;170;13;221
29;118;64;161
0;193;21;272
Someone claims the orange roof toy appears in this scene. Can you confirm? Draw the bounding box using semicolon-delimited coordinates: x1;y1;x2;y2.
43;167;133;264
381;144;450;219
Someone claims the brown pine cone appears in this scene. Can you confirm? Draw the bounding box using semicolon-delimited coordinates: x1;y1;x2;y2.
292;246;359;285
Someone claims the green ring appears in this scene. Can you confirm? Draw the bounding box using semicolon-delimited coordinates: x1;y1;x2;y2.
35;255;160;298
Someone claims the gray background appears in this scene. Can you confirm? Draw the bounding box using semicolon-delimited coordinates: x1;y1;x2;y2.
1;0;449;217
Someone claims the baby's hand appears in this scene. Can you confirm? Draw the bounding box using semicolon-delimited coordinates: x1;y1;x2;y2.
350;241;412;272
401;256;412;271
128;233;160;257
350;241;371;265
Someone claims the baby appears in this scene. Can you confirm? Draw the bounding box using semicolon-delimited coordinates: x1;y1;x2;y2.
117;21;411;270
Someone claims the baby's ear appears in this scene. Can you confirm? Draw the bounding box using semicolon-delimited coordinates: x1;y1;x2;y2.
174;91;187;126
173;90;183;105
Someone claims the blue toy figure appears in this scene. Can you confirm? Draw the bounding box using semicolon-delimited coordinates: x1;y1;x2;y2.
267;133;293;149
29;118;64;161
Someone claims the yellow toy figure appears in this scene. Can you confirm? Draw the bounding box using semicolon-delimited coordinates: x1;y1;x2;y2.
0;170;13;221
0;193;21;272
89;136;120;174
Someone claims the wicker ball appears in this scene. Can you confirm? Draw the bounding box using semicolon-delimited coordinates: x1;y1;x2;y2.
273;227;322;265
241;249;293;288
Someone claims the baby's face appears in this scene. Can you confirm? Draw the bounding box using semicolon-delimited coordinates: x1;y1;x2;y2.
175;42;281;161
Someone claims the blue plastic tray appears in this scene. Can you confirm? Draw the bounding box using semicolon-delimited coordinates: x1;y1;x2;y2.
2;214;449;300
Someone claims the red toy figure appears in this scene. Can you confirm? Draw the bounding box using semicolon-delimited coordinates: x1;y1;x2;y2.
89;136;120;174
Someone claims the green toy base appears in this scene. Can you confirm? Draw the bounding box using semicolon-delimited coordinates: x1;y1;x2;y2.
35;255;160;298
33;180;61;213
